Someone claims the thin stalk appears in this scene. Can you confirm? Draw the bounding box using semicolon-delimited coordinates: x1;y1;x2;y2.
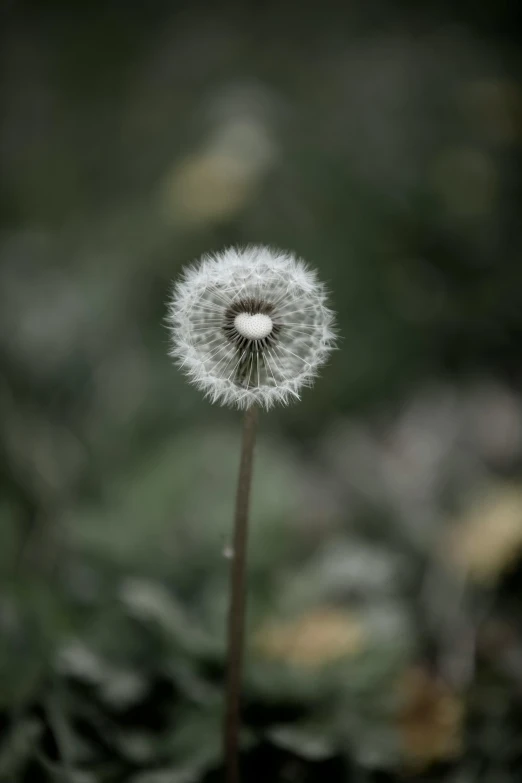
224;405;259;783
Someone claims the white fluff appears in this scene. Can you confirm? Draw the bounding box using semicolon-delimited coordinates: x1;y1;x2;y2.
234;312;273;340
167;245;336;409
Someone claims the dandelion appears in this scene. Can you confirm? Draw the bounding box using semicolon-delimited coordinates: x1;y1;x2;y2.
167;245;336;783
168;245;335;409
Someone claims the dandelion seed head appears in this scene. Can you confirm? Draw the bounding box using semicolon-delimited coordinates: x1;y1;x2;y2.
168;245;336;409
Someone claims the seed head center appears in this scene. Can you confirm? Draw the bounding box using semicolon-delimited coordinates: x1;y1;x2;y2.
234;312;273;340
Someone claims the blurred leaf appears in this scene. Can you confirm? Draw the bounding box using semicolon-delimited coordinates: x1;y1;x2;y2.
67;428;304;586
267;722;335;761
0;717;43;779
129;768;200;783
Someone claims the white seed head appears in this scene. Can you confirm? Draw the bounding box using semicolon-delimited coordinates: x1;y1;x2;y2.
234;312;273;340
167;245;336;409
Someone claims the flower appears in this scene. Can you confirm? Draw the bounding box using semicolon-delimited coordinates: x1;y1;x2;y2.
446;484;522;584
397;667;464;769
254;608;365;668
168;246;336;409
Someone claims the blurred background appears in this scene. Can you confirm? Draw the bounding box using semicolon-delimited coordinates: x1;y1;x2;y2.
1;1;522;781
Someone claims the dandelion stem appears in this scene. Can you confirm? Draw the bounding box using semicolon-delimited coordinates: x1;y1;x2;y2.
224;405;258;783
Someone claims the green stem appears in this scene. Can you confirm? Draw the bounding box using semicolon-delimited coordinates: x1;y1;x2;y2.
223;405;259;783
